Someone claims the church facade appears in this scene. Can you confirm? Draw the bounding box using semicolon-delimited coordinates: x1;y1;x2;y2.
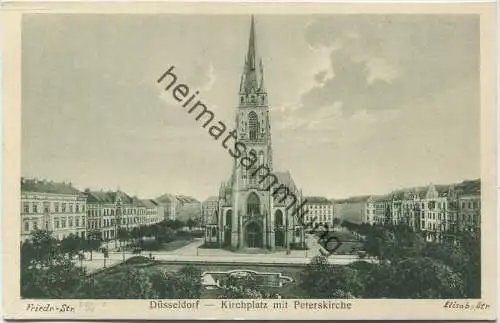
204;17;306;251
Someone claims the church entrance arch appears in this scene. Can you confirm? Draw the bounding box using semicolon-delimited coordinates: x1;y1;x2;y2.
245;221;262;248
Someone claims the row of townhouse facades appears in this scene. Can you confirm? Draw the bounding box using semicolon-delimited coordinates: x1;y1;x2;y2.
21;178;164;241
339;179;481;241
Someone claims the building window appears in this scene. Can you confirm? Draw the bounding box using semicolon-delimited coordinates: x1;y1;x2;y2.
69;217;73;227
55;218;60;229
75;217;80;227
24;221;29;232
54;203;59;213
32;203;38;213
23;203;29;213
247;192;260;215
76;204;80;213
248;111;258;140
275;210;283;226
61;218;66;228
62;203;66;212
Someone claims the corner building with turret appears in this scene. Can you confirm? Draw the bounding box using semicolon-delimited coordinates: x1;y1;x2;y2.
204;17;306;251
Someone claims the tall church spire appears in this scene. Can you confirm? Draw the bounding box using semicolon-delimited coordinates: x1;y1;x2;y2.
247;15;256;71
241;15;263;94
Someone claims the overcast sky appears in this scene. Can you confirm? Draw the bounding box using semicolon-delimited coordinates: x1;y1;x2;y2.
21;14;479;200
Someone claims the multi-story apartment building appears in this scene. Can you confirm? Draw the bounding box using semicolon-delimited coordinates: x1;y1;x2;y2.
458;194;480;232
21;178;87;241
85;190;164;240
140;199;164;225
201;196;219;227
334;196;370;224
155;193;179;221
416;185;450;241
176;195;202;223
302;196;335;228
359;180;480;241
365;195;390;225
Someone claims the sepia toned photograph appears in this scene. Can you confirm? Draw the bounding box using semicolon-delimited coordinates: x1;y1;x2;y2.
2;2;497;321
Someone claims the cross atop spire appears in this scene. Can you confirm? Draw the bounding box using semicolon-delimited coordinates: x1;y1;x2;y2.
240;15;265;94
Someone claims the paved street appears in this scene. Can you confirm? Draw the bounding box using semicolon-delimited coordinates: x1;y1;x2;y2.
78;234;374;274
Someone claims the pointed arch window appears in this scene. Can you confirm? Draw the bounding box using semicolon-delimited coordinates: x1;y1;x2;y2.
248;111;258;140
247;192;260;216
275;210;283;226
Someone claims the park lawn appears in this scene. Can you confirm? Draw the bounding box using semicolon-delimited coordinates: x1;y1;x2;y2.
315;229;363;255
158;239;195;252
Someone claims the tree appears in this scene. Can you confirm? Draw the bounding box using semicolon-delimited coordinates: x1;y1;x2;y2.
165;219;185;231
186;218;196;230
390;257;464;298
300;256;365;298
86;266;157;299
21;230;85;298
157;227;176;243
149;265;202;298
85;229;102;261
117;227;130;248
60;234;83;259
362;262;395;298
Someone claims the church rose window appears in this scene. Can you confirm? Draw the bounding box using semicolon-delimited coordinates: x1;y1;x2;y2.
248;111;258;140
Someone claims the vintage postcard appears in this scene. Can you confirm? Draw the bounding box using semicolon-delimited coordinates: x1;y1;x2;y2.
2;1;497;320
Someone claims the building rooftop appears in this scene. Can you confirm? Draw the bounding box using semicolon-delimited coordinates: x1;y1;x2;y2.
304;196;332;204
176;195;200;204
85;190;133;204
155;193;177;204
21;178;81;195
140;199;158;208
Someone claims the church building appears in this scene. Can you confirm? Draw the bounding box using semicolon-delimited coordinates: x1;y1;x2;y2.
204;17;306;251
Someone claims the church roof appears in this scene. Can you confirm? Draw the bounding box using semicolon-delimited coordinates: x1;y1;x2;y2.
274;171;298;193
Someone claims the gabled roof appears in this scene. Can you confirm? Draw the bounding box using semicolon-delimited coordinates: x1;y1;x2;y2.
176;195;199;204
21;178;81;195
85;190;133;204
455;179;480;195
140;199;158;208
155;193;177;204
